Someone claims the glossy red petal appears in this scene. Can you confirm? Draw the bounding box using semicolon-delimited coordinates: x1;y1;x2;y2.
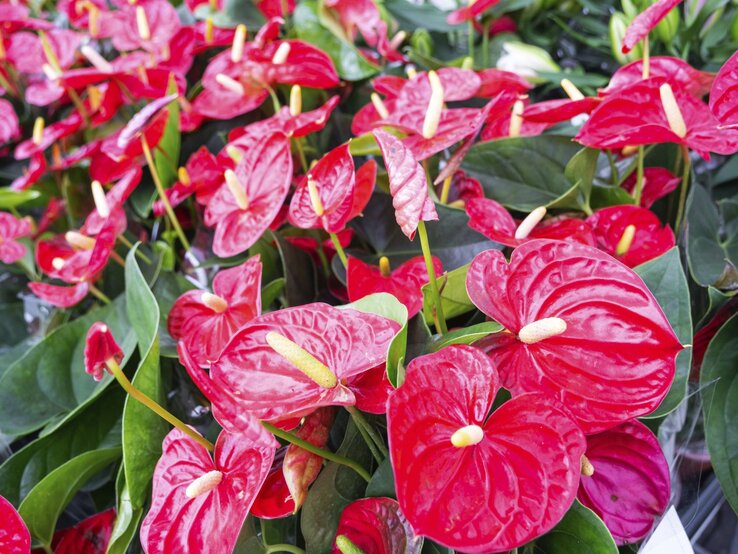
332;497;422;554
325;0;387;47
0;98;20;145
446;0;500;24
84;321;124;381
578;421;670;545
205;132;292;257
586;205;675;267
28;281;89;308
621;0;683;53
387;345;586;552
403;108;484;160
0;494;30;554
265;40;340;88
82;167;142;235
604;56;714;97
476;68;532;97
710;50;738;127
11;152;46;191
347;159;377;220
205;303;399;422
346;363;393;414
620;167;680;208
168;256;262;366
467;240;682;433
523;97;601;125
251;447;294;519
0;213;31;264
288;143;356;233
140;423;276;554
15;114;84;160
111;0;182;53
373;129;438;240
53;508;115;554
346;255;441;318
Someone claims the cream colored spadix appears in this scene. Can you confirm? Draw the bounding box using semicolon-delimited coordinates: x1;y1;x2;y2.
201;292;228;313
518;317;567;344
289;85;302;117
307;179;325;217
52;257;66;270
32;117;45;146
265;332;337;388
271;42;290;65
389;31;406;51
215;73;245;96
136;6;151;41
406;66;417;79
450;424;484;448
91;180;110;217
560;78;584;101
580;455;595;477
65;231;96;251
379;256;391;277
80;45;113;73
616;224;636;257
508;99;525;138
514;206;546;239
185;470;223;498
659;83;687;139
370;93;390;119
422;70;444;139
230;24;247;63
224;169;249;210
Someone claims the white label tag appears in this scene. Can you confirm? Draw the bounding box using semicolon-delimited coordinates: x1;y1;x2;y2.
639;506;693;554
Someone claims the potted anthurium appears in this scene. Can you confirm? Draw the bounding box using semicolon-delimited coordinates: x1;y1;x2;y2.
1;0;737;552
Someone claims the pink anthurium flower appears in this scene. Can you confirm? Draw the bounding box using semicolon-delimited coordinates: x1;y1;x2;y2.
620;167;680;208
324;0;388;51
0;494;30;554
0;98;21;146
11;152;46;191
387;345;586;552
0;212;32;264
109;0;182;54
204;132;293;257
288;143;356;233
139;422;277;554
710;50;738;128
466;197;596;247
467;239;683;433
621;0;683;53
81;167;142;236
586;205;675;267
51;508;115;553
168;256;262;367
346;255;442;318
332;497;422;554
578;420;670;545
372;129;438;240
178;303;400;427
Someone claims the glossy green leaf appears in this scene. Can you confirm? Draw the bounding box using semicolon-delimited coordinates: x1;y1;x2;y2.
106;475;143;554
430;321;503;351
687;184;738;287
262;277;286;308
564;147;599;213
462;136;585;212
293;0;380;81
0;298;135;436
18;447;122;548
342;293;409;387
365;458;395;499
0;187;41;209
635;248;692;418
701;312;738;515
533;500;617;553
422;263;474;325
154;77;181;189
589;184;636;210
384;0;456;32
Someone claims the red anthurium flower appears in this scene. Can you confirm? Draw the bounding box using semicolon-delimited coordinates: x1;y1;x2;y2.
0;212;32;264
476;68;532;98
710;50;738;128
82;167;142;236
578;420;670;545
109;0;182;54
0;98;21;146
480;94;549;141
15;115;84;160
250;447;291;519
586;205;675;267
434;170;483;206
446;0;500;24
11;152;46;191
84;321;124;381
347;255;442;318
28;281;91;308
523;96;602;126
255;0;295;19
466;197;597;247
324;0;388;50
620;167;680;208
52;508;115;554
139;422;277;554
289;143;356;233
387;345;586;552
603;57;714;98
0;494;31;554
168;256;262;367
346;363;393;414
6;29;81;75
332;497;422;554
621;0;683;53
204;132;292;257
691;298;738;379
372;129;438;240
179;303;400;426
576;78;738;160
467;240;683;433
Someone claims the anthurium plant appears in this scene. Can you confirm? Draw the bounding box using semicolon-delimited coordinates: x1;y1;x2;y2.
1;0;738;552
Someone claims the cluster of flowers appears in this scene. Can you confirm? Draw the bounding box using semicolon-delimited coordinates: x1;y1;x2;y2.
0;0;736;552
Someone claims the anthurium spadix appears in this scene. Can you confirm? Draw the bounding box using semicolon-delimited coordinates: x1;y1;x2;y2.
467;239;683;433
387;345;586;552
179;303;400;426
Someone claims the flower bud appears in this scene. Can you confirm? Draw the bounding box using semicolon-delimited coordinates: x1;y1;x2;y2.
224;169;249;210
84;322;124;381
185;470;223;498
265;332;337;388
518;317;567;344
450;424;484;448
496;41;560;82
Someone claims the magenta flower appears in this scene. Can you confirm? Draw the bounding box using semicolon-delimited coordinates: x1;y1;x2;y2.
0;212;32;264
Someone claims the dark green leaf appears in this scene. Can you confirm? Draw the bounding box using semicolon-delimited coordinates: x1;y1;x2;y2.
365;458;395;499
106;476;144;554
422;263;474;325
589;184;636;210
564;147;599;213
384;0;456;32
533;500;617;553
430;321;503;351
635;248;692;418
701;312;738;515
18;447;122;548
273;231;318;307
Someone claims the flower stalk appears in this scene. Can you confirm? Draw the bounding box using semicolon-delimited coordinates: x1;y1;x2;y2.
417;220;447;334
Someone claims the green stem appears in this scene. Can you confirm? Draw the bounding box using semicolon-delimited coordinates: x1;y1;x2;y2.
674;145;691;235
606;150;619;185
266;84;281;113
265;545;305;554
417;220;447;335
467;21;475;62
329;232;348;268
141;137;192;253
294;137;308;174
106;359;214;451
346;406;388;459
481;19;490;67
89;284;111;304
262;422;371;482
634;146;645;206
117;235;152;265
